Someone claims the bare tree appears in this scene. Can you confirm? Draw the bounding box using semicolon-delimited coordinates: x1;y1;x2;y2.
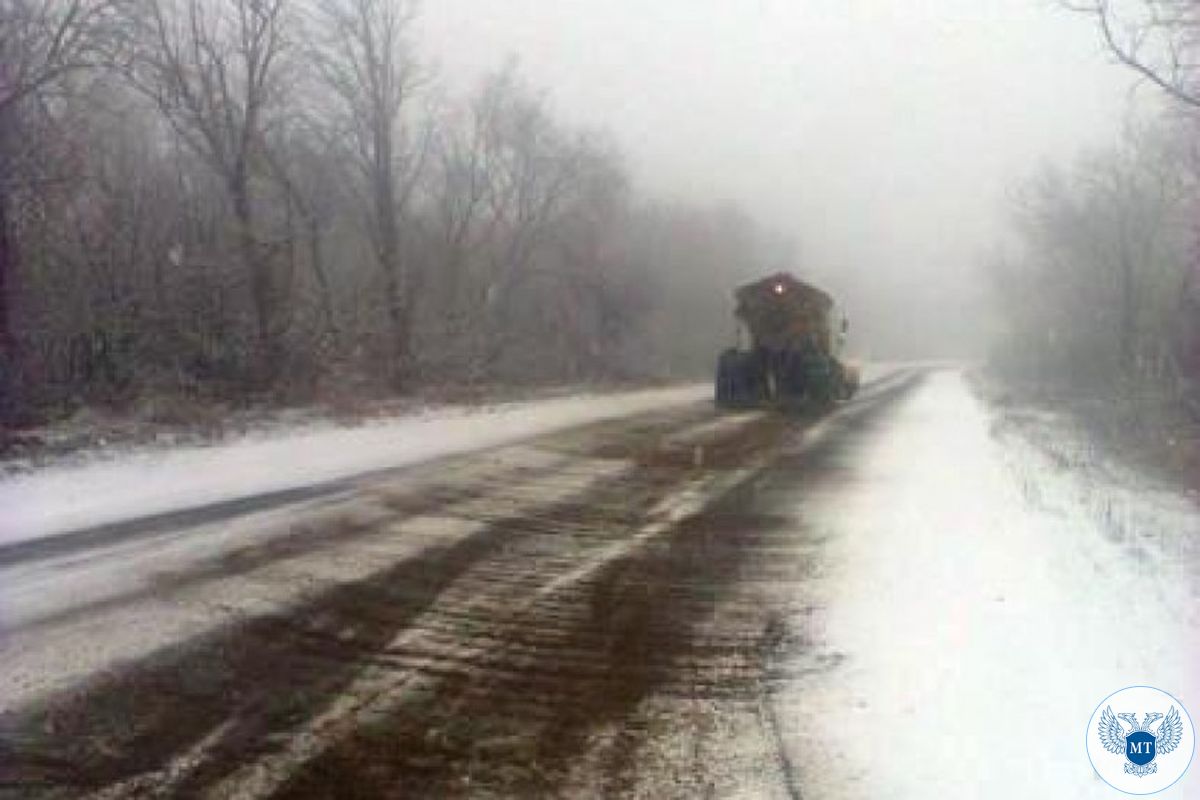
1066;2;1200;416
126;0;293;384
262;134;342;351
426;97;493;346
0;3;783;417
1067;0;1200;108
0;0;120;414
468;66;590;371
0;0;120;114
993;124;1196;392
312;0;429;383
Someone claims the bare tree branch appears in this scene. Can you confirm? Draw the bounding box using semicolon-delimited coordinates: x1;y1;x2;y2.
1065;0;1200;108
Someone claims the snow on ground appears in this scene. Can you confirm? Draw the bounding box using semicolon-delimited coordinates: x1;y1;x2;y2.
0;444;630;711
0;384;707;546
783;370;1200;798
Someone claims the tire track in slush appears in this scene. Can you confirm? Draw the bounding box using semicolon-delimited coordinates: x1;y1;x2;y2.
0;371;922;799
0;402;774;797
269;374;922;798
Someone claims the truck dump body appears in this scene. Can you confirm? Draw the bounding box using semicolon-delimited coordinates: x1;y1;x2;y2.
716;272;857;410
735;273;835;354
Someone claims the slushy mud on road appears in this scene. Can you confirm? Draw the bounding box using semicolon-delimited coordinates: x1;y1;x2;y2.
0;370;922;798
6;367;1197;799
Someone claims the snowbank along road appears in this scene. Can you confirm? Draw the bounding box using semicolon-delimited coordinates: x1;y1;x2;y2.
1;366;1198;798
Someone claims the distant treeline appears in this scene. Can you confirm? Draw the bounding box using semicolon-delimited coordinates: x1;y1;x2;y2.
0;0;790;424
990;118;1199;408
994;1;1200;417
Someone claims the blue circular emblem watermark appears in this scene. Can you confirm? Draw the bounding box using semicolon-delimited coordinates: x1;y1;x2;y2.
1086;686;1195;795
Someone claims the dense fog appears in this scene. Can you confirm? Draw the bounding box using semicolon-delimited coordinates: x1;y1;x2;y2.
419;0;1157;359
0;0;1195;420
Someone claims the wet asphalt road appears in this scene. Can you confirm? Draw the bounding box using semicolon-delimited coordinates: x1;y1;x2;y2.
4;365;1137;799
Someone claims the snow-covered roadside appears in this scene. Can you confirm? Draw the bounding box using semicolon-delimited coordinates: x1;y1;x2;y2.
782;369;1200;799
0;384;707;546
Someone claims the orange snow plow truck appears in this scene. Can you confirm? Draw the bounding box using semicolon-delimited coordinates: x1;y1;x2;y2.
715;272;860;409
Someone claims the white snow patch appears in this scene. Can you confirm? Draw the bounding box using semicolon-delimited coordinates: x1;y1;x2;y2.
782;370;1200;799
0;385;707;545
0;444;628;711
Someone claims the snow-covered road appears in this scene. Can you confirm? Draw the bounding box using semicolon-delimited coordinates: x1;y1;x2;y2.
1;367;1197;798
0;384;709;546
779;370;1200;798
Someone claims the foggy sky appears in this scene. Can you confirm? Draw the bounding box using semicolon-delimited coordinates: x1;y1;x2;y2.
417;0;1155;357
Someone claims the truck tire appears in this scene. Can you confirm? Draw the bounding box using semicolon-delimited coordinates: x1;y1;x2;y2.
715;349;742;408
835;362;859;401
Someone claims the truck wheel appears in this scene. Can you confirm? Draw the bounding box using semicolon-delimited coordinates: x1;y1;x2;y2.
834;362;859;401
715;349;741;408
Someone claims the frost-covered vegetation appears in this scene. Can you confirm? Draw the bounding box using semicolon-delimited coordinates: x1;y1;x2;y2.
992;1;1200;423
0;0;786;425
991;121;1197;392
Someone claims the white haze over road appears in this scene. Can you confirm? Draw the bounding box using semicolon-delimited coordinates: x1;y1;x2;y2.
419;0;1150;356
779;371;1200;797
